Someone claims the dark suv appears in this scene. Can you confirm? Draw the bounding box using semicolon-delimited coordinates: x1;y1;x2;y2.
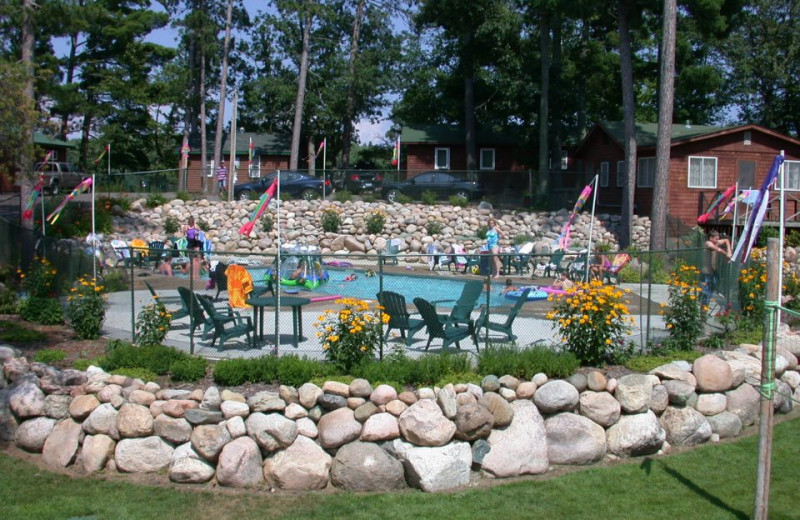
344;171;384;194
233;170;331;201
35;162;86;195
381;171;486;203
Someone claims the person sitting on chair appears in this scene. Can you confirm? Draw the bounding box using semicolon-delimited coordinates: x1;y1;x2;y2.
552;272;575;291
590;253;611;281
157;256;173;276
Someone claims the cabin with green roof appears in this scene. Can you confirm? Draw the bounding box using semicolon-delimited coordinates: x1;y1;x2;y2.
570;121;800;228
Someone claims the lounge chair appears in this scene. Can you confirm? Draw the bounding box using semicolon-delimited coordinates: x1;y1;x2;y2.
129;238;149;267
427;244;443;271
209;262;228;300
176;286;216;340
377;291;425;346
475;288;530;342
147;241;167;269
603;253;631;285
144;281;188;320
381;238;402;266
440;244;468;272
433;280;482;344
413;297;475;351
110;239;134;267
195;291;255;349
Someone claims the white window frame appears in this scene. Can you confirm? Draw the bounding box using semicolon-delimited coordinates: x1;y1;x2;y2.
599;161;610;187
434;147;450;170
637;157;655;188
248;156;261;178
561;150;568;170
688;156;717;189
206;160;214;177
784;160;800;191
479;148;495;170
617;160;626;187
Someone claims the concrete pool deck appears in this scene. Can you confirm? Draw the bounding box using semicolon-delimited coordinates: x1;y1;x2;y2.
101;282;679;360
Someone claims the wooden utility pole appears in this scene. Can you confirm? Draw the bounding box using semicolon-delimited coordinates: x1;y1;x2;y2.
753;237;779;519
228;91;237;202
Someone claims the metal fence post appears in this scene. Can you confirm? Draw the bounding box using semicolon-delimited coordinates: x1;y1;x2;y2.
378;252;384;360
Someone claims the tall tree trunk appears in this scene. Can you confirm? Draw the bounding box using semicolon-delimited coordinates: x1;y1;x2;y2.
212;0;234;195
549;11;562;175
20;0;35;231
340;0;365;170
618;0;637;249
537;12;550;195
59;31;80;140
650;0;677;250
200;51;208;194
307;138;316;176
290;5;312;171
576;21;589;140
463;29;476;172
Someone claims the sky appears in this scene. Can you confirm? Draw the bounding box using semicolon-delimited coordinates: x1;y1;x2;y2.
52;0;394;145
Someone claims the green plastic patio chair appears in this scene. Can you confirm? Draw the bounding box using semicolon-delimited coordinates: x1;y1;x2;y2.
196;290;255;349
413;297;475;351
176;286;218;340
377;291;425;346
475;288;530;342
144;281;188;320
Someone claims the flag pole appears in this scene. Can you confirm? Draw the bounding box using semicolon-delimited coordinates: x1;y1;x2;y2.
107;143;111;198
92;173;97;280
584;174;599;282
322;138;327;199
396;137;401;176
777;150;785;324
274;170;281;356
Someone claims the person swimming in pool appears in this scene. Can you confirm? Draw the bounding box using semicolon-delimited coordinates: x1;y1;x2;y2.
502;278;519;294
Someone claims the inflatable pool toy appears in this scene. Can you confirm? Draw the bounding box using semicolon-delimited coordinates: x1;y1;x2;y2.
344;273;358;282
504;286;550;301
324;260;353;268
540;286;568;296
263;245;330;290
365;269;375;278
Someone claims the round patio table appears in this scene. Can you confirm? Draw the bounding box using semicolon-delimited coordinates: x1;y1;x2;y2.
246;295;311;347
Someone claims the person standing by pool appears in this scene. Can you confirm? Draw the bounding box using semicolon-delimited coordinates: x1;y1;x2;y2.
486;218;505;279
182;216;200;242
701;230;732;306
216;161;228;192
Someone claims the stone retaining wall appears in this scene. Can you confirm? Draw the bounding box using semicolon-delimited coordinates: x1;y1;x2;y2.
2;334;800;493
111;199;653;255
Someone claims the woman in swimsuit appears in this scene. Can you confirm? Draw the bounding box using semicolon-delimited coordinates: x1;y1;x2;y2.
486;218;505;279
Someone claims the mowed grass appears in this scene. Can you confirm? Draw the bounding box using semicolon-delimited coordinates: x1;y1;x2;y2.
2;416;799;520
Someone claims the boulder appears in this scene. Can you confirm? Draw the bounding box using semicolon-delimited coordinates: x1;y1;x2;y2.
693;355;734;392
662;380;697;406
578;391;621;427
481;400;548;478
360;412;400;442
296;417;318;439
726;383;761;426
200;387;221;411
43;394;71;419
319;393;348;411
695;393;727;416
216;436;263;488
515;381;537;399
169;443;215;484
545;412;606;465
349;378;373;398
317;407;362;449
477;392;515;427
330;441;406;492
115;436;174;473
396;440;472;492
15;416;56;452
586;371;607;392
397;399;456;447
80;434;116;473
297;383;323;408
532;380;579;414
436;384;457;419
190;423;232;462
117;403;154;438
68;394;100;420
454;402;494;441
264;435;332;491
9;382;45;418
649;363;697;386
706;411;743;439
82;403;119;438
322;380;350;397
370;384;398;406
606;411;665;456
650;385;669;415
247;391;286;413
42;418;82;468
220;400;250;419
153;414;192;444
659;406;712;446
614;374;653;413
245;412;298;453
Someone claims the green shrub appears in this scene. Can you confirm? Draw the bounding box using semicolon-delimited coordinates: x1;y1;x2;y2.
426;218;443;236
317;298;386;372
109;367;159;383
134;303;171;347
321;208;342;232
476;225;488;240
625;349;703;373
170;357;207;382
662;264;704;351
213;356;281;386
618;265;642;283
34;349;66;364
175;191;191;202
65;275;106;340
21;256;57;298
19;297;63;325
435;372;483;387
197;219;210;232
477;345;580;379
275;355;332;387
448;195;467;207
145;193;167;208
334;190;353;202
0;288;18;314
365;209;387;235
396;193;412;204
514;234;534;246
280;192;292;201
163;216;180;235
421;190;437;205
73;357;104;371
261;214;274;233
361;193;377;203
101;341;188;376
0;320;46;342
756;225;779;248
102;271;128;292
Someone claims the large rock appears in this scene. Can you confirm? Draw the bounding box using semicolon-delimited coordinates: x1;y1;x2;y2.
717;351;761;384
330;441;406;492
216;436;263;488
706;411;743;439
68;394;100;420
662;380;697;406
606;410;666;456
532;380;579;414
247;391;286;413
115;436;174;473
726;383;760;426
398;399;456;447
82;403;119;438
614;374;653;414
43;394;71;419
545;412;606;465
693;355;734;392
42;418;82;468
360;412;400;442
220;400;250;419
650;384;669;415
200;387;221;411
81;434;116;473
169;443;216;484
15;416;56;452
481;400;548;477
297;383;323;408
190;423;232;462
396;440;472;492
9;382;45;418
578;391;621;427
695;393;727;416
264;435;332;491
370;384;398;406
245;412;298;453
454;402;494;441
437;385;458;419
477;392;515;427
153;414;192;444
317;407;363;449
117;403;154;438
649;363;697;386
659;406;712;446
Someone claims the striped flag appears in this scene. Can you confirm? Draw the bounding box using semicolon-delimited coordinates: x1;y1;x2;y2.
93;144;110;165
555;184;593;250
47;177;93;224
391;137;400;166
316;138;326;158
248;137;254;172
238;177;279;237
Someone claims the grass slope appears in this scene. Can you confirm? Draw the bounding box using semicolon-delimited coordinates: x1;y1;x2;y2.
1;416;798;520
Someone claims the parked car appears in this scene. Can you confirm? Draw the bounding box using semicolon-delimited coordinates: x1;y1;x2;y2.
233;170;331;201
35;162;86;196
381;171;486;203
344;171;384;194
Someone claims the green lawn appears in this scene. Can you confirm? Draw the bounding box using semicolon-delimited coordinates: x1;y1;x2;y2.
2;415;799;520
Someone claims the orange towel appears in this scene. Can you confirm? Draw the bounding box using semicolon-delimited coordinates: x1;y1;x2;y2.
226;264;254;308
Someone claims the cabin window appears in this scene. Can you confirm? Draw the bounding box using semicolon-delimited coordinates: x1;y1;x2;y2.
599;162;610;187
688;156;717;188
480;148;495;170
248;156;261;178
617;161;626;187
434;147;450;170
637;157;656;187
743;130;751;145
784;161;800;191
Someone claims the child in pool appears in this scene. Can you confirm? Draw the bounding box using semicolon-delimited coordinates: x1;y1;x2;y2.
502;278;519;294
552;272;575;290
